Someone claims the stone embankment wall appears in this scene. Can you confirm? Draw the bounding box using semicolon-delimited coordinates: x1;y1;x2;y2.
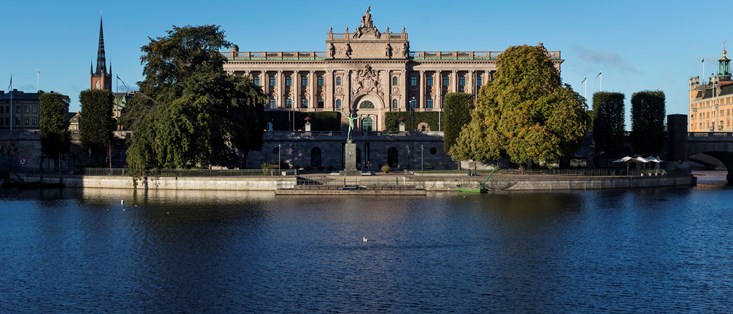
20;174;694;192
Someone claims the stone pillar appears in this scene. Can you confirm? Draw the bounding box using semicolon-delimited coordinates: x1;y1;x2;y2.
277;70;284;108
346;70;352;111
451;70;458;93
467;70;474;94
294;71;300;110
401;70;407;110
436;71;442;110
419;70;425;110
263;71;270;95
326;70;334;109
309;71;316;109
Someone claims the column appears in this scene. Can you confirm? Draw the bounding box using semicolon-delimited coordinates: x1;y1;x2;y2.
436;71;442;110
277;70;284;109
263;71;270;95
467;70;474;94
346;70;352;111
294;71;300;110
326;70;334;109
419;70;425;110
401;70;407;111
451;70;457;94
309;71;316;110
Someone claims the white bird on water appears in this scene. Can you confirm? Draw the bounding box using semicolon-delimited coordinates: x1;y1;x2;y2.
362;236;368;243
121;199;124;205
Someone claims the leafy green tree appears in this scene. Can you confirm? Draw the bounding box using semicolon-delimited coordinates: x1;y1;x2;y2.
79;89;115;165
39;92;71;169
126;25;265;178
631;90;666;155
450;45;589;167
443;92;473;154
592;92;625;155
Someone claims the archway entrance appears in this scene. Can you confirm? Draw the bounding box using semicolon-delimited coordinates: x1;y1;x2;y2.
387;147;398;167
362;117;373;132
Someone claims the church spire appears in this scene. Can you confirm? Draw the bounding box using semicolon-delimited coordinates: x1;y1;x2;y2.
96;15;107;75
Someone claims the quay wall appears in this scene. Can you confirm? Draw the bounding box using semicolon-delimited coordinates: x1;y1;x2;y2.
18;174;694;192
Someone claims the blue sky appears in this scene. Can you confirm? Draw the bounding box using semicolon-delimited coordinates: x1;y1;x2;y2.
1;0;729;123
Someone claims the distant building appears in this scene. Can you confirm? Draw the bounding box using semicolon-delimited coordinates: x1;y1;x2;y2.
0;90;42;130
689;48;732;132
223;7;562;132
90;16;112;91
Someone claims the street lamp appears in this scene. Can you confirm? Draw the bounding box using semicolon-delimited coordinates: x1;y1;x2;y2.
410;97;416;132
278;144;281;176
420;144;424;173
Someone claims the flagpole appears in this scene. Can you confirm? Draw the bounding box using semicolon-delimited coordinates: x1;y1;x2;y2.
36;69;40;91
702;58;705;84
581;77;587;101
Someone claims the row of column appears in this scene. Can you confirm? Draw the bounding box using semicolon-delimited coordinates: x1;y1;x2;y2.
238;69;492;111
411;70;490;110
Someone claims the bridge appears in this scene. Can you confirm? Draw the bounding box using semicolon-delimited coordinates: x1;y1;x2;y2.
687;132;733;181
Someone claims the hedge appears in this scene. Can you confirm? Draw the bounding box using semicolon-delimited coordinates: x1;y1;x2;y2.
385;111;441;131
264;111;342;131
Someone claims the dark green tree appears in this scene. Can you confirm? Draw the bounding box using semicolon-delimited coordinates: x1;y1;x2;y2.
450;45;589;167
443;92;473;155
79;89;115;165
39;92;71;169
126;25;265;178
631;90;666;155
592;92;625;155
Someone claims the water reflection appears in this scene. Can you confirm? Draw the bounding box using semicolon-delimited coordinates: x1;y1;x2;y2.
1;187;732;311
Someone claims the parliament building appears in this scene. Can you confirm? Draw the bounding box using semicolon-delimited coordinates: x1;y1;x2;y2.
224;7;562;132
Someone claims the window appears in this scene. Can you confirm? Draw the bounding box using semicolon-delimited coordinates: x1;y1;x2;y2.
335;76;342;86
317;75;324;87
410;75;417;86
254;75;260;86
476;75;482;87
359;101;374;109
32;105;37;113
426;99;433;109
286;98;293;108
285;75;292;87
24;117;29;125
25;106;29;113
317;100;324;108
442;74;449;87
392;76;398;86
269;99;276;109
301;98;308;108
391;99;398;109
269;74;276;87
426;76;433;87
335;99;341;109
32;117;37;126
301;75;308;86
459;75;466;86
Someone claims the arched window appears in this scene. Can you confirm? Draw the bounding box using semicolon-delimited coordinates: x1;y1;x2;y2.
359;101;374;109
335;76;342;86
392;76;398;86
335;99;342;109
391;99;398;109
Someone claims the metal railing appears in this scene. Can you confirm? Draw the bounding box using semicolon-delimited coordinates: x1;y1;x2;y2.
278;177;425;190
80;168;298;177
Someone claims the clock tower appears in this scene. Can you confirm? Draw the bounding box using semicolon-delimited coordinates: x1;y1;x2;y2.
90;16;112;91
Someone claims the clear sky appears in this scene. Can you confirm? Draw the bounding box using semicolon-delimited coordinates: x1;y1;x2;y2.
1;0;729;124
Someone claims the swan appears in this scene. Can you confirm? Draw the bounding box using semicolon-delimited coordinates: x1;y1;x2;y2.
362;236;368;243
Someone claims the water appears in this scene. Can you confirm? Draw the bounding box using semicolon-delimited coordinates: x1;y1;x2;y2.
1;187;732;312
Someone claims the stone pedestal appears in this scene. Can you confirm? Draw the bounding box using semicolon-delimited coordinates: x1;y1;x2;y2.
342;142;361;176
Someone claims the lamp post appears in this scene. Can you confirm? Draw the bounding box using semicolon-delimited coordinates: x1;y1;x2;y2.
420;144;424;173
410;97;416;132
278;144;281;176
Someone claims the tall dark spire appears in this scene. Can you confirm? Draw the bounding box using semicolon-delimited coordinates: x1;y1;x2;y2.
95;15;107;75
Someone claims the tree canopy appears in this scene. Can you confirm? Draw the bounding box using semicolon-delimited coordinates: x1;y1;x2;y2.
443;92;473;155
125;25;266;178
39;92;70;159
449;45;589;167
79;89;115;161
592;92;625;155
631;90;666;155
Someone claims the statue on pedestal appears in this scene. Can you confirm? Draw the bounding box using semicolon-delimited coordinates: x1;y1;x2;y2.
346;110;358;143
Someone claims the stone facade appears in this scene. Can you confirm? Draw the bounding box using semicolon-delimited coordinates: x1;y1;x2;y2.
223;7;562;132
689;48;733;132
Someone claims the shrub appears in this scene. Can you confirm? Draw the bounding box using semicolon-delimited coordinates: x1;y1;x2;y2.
381;164;391;173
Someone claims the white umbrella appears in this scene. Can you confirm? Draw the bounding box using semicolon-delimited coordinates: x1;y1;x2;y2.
635;156;650;163
612;156;634;163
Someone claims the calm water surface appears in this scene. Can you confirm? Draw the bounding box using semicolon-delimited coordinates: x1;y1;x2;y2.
1;187;732;312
